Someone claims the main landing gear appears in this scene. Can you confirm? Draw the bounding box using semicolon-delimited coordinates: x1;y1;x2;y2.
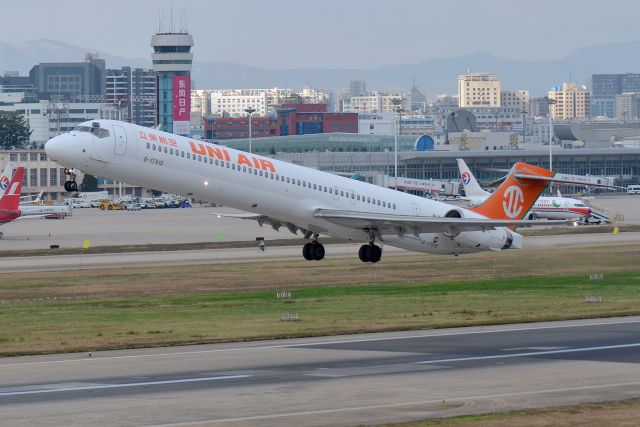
303;234;325;261
63;168;78;192
358;243;382;263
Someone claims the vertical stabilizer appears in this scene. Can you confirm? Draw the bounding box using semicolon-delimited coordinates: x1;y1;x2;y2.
0;167;24;212
456;158;490;205
470;162;552;220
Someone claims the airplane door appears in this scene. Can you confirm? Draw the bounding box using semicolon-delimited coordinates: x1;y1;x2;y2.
113;125;127;156
412;202;421;216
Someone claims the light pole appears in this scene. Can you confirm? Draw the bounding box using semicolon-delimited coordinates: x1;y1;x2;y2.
244;107;256;153
390;98;403;190
546;97;557;192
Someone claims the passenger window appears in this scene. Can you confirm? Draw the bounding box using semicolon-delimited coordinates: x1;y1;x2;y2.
254;169;257;175
297;179;301;186
367;197;370;203
259;170;263;177
169;148;173;154
340;190;344;197
377;200;381;206
164;147;168;153
181;151;185;157
303;181;306;188
276;174;280;180
243;166;247;172
286;177;290;183
383;202;386;207
215;159;219;166
152;145;156;151
232;164;236;170
393;204;396;210
209;158;213;164
324;186;328;192
186;152;190;159
146;142;150;149
357;195;360;201
197;155;201;161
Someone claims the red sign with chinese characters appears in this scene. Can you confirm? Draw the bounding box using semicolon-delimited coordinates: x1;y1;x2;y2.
172;75;190;121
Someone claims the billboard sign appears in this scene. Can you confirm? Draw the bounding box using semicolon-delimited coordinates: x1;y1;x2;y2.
172;75;190;135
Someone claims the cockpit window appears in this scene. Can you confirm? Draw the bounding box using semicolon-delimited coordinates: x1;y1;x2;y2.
73;125;110;138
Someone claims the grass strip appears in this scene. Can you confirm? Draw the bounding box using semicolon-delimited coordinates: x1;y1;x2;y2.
384;399;640;426
1;270;639;356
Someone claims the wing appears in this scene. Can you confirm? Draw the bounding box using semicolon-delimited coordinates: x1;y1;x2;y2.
213;211;316;238
313;208;564;236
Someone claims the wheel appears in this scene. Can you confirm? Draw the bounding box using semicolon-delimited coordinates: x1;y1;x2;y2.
358;244;370;262
107;205;113;210
312;243;325;260
64;181;77;192
369;244;382;263
302;242;313;260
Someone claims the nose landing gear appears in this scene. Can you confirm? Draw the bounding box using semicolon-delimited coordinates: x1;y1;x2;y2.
63;168;78;192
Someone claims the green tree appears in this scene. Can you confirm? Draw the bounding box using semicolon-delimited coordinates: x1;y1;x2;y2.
0;111;32;149
80;174;99;192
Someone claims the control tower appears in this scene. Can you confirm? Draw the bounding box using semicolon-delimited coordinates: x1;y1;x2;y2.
150;31;194;135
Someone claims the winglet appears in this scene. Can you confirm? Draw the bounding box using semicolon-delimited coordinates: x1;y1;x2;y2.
470;162;553;220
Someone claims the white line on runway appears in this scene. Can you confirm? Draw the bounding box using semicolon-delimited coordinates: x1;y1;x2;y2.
148;380;640;426
2;317;639;368
0;374;252;397
416;342;640;364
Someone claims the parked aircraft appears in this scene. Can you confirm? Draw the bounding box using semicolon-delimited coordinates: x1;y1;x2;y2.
457;159;592;221
45;120;569;262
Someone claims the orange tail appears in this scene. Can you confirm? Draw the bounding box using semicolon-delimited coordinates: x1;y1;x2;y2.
470;162;552;220
0;167;25;212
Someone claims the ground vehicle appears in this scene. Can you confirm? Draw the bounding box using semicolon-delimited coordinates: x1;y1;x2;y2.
99;200;124;210
627;185;640;194
125;203;142;211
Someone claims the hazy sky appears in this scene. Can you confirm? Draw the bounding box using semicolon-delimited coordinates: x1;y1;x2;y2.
4;0;640;69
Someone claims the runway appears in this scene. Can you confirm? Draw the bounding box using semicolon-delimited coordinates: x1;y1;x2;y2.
1;317;640;426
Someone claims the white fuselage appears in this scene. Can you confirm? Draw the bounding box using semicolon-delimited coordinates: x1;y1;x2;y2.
45;120;519;255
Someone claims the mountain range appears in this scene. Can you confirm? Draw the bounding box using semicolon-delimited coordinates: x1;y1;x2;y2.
2;39;640;96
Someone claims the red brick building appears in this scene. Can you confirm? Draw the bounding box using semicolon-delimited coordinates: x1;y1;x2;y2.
205;104;357;140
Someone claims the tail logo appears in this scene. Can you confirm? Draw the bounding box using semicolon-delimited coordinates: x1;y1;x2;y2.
461;172;471;185
502;185;524;218
0;176;8;191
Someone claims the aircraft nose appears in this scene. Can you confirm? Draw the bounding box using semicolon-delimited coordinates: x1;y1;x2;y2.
45;134;76;164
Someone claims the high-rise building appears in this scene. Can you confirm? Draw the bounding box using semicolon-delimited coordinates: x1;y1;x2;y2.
29;53;105;101
105;67;156;128
500;90;529;113
458;73;501;107
548;83;591;120
348;80;366;97
591;73;640;118
151;31;194;135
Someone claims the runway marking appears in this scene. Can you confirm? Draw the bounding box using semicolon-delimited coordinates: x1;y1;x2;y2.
416;342;640;365
2;317;639;368
0;374;252;397
148;380;640;425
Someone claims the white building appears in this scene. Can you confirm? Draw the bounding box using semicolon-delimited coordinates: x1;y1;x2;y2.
1;149;67;200
458;73;501;107
0;101;122;145
348;92;406;113
358;112;435;136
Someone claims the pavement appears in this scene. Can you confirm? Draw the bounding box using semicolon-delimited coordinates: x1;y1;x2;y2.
1;317;639;426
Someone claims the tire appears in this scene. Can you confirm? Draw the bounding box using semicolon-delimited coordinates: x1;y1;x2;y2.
312;243;325;261
302;243;313;260
369;245;382;263
358;245;370;262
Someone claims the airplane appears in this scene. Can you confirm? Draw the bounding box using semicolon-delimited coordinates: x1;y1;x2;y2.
0;167;25;228
1;163;44;204
45;120;570;262
457;159;592;221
